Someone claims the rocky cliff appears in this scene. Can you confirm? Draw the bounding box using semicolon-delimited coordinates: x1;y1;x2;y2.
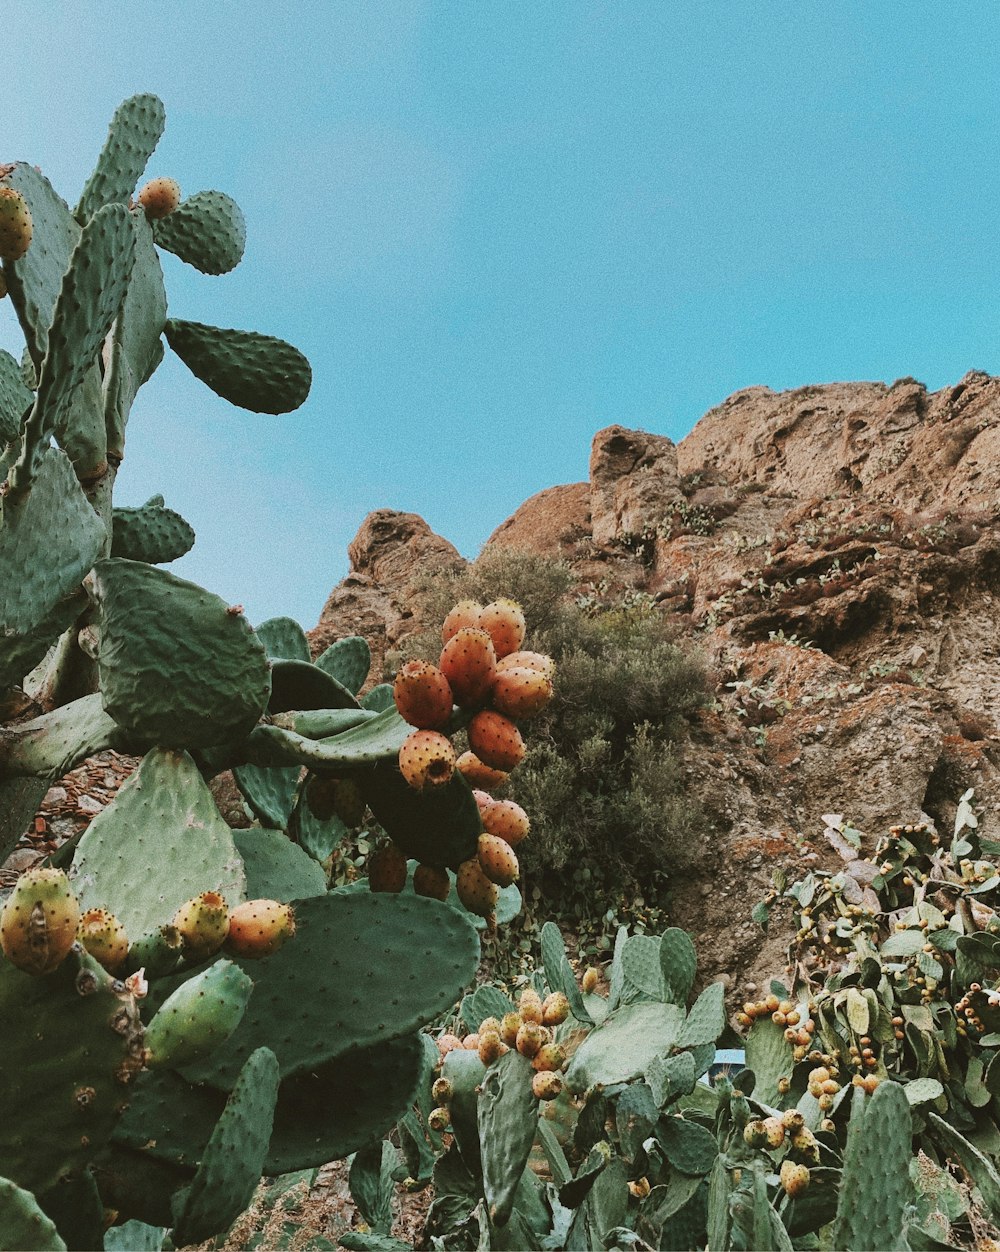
312;371;1000;989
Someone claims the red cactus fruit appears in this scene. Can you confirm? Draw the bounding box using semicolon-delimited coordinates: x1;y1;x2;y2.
368;842;408;893
477;833;519;887
481;799;530;846
467;711;525;772
172;891;230;960
455;857;498;919
495;650;555;679
77;908;129;974
439;628;497;708
137;176;181;219
413;863;451;900
476;599;526;659
225;899;296;958
393;659;454;730
0;868;80;975
442;599;483;645
491;666;553;720
398;729;456;790
0;188;33;261
456;750;509;790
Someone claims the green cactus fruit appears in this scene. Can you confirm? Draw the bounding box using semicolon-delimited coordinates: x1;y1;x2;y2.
398;729;456;790
467;710;525;773
367;843;408;894
171;891;230;961
495;650;555;679
532;1042;567;1072
0;187;33;260
491;666;554;720
224;899;296;959
542;992;570;1026
515;1021;547;1059
532;1070;563;1101
137;177;180;219
77;908;129;974
428;1106;450;1132
439;627;497;708
476;599;526;660
582;967;600;994
143;959;253;1069
477;833;519;887
393;660;454;730
413;864;450;900
455;857;498;920
441;600;482;644
455;750;509;791
779;1160;810;1196
431;1076;453;1104
125;924;183;977
0;868;80;976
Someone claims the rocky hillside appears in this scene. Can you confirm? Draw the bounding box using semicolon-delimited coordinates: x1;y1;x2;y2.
311;370;1000;990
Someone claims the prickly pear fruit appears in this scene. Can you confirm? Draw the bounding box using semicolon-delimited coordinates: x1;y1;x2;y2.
455;857;498;919
77;908;129;974
439;628;497;708
481;799;530;846
491;666;553;720
0;187;33;260
442;600;482;645
126;923;182;977
500;1012;522;1046
428;1106;450;1131
516;1021;547;1058
456;751;509;790
437;1033;462;1058
532;1071;563;1101
496;651;555;679
462;1033;480;1051
137;176;181;219
368;842;408;893
398;729;456;790
779;1160;810;1196
0;867;80;975
225;899;296;958
432;1076;453;1103
143;959;253;1068
306;775;366;826
476;599;526;660
413;863;450;900
743;1120;769;1148
531;1042;567;1072
542;992;570;1026
478;1030;503;1065
467;710;525;772
171;891;230;960
581;967;600;994
762;1117;786;1148
519;988;544;1024
477;833;519;887
393;660;454;730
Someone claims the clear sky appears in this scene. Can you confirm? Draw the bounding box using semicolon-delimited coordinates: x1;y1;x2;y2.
3;4;999;629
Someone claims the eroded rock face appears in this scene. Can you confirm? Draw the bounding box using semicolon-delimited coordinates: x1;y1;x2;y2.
589;425;685;545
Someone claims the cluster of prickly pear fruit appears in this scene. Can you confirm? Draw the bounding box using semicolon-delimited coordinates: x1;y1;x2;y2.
743;1109;820;1195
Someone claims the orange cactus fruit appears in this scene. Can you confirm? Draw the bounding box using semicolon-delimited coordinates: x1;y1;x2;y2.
542;992;570;1026
532;1070;563;1101
439;628;497;708
481;799;530;846
225;899;296;959
137;176;181;219
467;711;525;773
393;659;454;730
456;750;509;790
398;729;456;790
476;600;526;659
491;666;554;720
455;857;498;919
171;891;229;960
77;908;129;974
0;868;80;976
442;600;483;645
413;864;451;900
495;651;555;679
477;833;519;887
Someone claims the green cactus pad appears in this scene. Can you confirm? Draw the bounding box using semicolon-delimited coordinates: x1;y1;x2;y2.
362;684;395;712
0;694;126;782
0;348;32;444
656;1115;718;1176
0;1176;67;1251
14;204;136;490
152;190;246;275
178;891;479;1089
255;616;311;662
110;496;195;564
268;658;359;713
646;1050;697;1108
659;928;697;1005
1;165;80;368
460;984;515;1032
928;1111;1000;1217
164;319;311;414
676;981;725;1048
287;786;351;863
440;1049;487;1176
71;747;247;940
89;559;271;749
247;706;409;772
479;1050;538;1227
833;1083;914;1252
35;1167;104;1252
743;1017;794;1107
74;94;166;223
363;763;481;871
103;1219;170;1250
540;920;594;1025
232;828;326;901
144;960;253;1069
0;446;104;686
315;636;372;695
349;1140;398;1236
103;212;167;457
171;1047;279;1247
565;1002;684;1093
0;946;144;1196
621;934;665;1000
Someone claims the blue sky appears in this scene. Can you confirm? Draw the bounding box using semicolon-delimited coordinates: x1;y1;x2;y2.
3;4;999;629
